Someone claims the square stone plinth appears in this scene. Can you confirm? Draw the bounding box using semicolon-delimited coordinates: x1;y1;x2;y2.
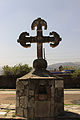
16;74;64;119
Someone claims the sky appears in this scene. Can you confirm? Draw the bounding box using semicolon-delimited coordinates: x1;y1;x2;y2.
0;0;80;67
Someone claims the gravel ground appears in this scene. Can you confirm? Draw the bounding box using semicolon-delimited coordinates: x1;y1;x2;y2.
0;89;80;104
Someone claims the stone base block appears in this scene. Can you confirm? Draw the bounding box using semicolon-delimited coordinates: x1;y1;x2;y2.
16;76;64;119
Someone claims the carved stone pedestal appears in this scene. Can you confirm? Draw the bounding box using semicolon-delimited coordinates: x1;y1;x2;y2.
16;70;64;120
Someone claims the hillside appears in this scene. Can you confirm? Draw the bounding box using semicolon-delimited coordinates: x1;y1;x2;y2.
47;62;80;70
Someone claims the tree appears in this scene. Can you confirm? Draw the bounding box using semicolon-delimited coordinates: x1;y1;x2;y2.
59;65;64;71
2;65;12;75
2;64;32;76
63;66;76;70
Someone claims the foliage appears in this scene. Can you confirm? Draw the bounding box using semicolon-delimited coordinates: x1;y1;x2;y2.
59;65;77;71
2;64;32;76
71;69;80;78
58;65;80;78
59;65;64;71
62;66;76;70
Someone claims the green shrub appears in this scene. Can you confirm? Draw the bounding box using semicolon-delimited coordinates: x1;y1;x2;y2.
71;69;80;78
2;64;32;76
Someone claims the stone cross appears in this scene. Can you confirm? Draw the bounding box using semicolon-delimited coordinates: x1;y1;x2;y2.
17;18;62;59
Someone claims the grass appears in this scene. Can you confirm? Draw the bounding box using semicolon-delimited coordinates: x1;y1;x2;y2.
64;104;80;105
12;114;16;117
5;109;10;113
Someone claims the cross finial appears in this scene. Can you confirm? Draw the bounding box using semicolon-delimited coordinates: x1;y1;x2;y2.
31;18;47;37
17;18;62;66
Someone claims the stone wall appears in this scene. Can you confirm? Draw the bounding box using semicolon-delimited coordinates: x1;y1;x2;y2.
0;75;18;89
0;74;80;89
57;74;80;88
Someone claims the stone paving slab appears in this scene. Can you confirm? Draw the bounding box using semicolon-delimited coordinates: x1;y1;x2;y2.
64;105;80;114
7;104;15;110
64;90;80;94
0;104;10;109
0;112;6;115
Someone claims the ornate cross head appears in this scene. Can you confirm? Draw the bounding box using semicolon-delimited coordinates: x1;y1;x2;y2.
17;18;62;60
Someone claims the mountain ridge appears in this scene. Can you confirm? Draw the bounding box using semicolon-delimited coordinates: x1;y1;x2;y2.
48;62;80;70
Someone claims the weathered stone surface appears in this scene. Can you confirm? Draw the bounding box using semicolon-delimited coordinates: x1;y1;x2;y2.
57;88;64;97
54;103;64;116
55;80;63;88
29;90;34;96
38;94;47;100
28;108;34;119
51;85;54;97
24;89;28;96
22;81;28;86
46;87;51;99
54;87;64;103
39;80;47;85
16;77;64;119
16;90;24;97
35;101;50;117
50;101;54;117
16;107;23;117
28;98;35;108
16;80;24;90
28;80;35;90
20;96;28;108
24;109;27;118
16;97;19;107
35;93;39;101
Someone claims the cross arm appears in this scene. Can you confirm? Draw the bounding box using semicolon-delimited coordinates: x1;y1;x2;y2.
18;36;55;43
17;31;61;48
18;36;61;48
